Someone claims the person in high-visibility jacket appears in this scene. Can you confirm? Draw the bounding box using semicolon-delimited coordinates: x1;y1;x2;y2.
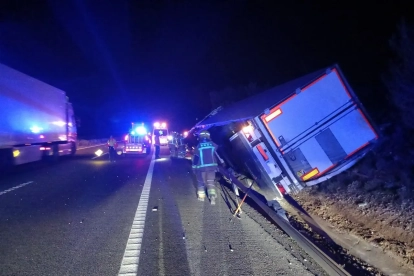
107;135;117;162
192;130;219;205
154;132;161;159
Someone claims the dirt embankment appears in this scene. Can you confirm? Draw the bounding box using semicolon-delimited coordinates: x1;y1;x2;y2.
292;126;414;270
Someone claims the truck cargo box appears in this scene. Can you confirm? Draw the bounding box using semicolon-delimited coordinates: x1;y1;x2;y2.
0;63;69;147
193;64;379;200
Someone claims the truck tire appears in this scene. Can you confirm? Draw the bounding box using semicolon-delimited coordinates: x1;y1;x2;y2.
70;142;77;155
50;144;60;162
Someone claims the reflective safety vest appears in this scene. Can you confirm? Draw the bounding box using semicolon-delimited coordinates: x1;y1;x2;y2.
154;135;160;146
176;136;184;146
192;141;218;169
108;138;117;147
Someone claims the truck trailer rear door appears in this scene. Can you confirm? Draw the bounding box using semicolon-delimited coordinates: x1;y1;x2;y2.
260;68;378;182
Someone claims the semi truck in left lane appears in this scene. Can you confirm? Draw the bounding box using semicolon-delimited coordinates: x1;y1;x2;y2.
0;63;77;169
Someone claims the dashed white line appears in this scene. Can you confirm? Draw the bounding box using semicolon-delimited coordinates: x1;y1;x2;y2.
0;181;34;196
118;150;156;275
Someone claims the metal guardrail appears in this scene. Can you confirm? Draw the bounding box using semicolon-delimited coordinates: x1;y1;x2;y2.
76;139;107;147
218;166;350;276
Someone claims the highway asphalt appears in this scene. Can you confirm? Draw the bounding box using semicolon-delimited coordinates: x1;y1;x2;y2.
0;145;327;276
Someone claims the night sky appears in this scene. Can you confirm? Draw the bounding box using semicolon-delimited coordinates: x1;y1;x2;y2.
0;1;411;138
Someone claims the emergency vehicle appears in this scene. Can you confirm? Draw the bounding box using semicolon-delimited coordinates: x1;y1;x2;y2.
122;123;151;155
152;122;169;146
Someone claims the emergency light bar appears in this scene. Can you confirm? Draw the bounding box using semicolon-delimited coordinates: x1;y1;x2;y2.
136;126;147;135
154;122;167;128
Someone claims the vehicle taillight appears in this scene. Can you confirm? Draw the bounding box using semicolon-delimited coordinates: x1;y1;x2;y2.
276;183;286;195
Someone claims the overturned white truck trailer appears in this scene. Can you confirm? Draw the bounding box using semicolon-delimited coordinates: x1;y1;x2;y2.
192;64;379;203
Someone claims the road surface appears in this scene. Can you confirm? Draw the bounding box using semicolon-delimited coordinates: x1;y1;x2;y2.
0;145;326;276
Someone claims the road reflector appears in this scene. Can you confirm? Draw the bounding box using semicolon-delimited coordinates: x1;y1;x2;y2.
301;168;319;181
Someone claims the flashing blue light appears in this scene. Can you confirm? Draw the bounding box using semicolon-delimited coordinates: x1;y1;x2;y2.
131;131;136;135
136;126;147;135
30;126;42;133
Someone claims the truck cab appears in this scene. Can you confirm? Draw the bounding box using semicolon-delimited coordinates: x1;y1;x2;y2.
123;123;151;155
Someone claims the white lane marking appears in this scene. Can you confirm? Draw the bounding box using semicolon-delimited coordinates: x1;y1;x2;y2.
0;181;34;196
91;152;109;160
77;143;107;150
118;150;155;275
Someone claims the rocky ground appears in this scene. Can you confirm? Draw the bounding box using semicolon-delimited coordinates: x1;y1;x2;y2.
291;124;414;273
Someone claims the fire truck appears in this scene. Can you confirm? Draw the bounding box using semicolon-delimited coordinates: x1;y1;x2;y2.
122;123;151;155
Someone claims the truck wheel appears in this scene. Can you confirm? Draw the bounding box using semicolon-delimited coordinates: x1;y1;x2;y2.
51;144;60;161
70;142;77;155
43;144;59;162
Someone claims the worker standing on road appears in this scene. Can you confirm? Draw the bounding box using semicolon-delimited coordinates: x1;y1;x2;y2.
154;132;161;159
192;130;219;205
107;135;117;162
168;131;178;158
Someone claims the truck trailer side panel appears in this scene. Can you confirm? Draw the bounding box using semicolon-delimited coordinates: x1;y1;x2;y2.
0;63;68;147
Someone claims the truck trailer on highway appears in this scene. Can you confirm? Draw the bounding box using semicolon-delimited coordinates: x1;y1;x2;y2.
0;63;77;168
191;64;379;203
